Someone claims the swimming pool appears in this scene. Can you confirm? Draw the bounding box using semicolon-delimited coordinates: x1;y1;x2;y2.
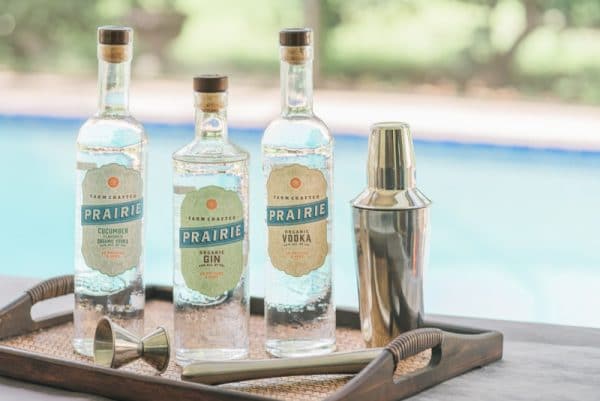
1;114;599;328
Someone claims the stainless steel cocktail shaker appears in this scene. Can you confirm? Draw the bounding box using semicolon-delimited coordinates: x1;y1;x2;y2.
351;122;431;348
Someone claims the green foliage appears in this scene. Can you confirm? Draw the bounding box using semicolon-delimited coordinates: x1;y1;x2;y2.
0;0;178;72
169;0;303;74
0;0;104;71
321;0;600;102
0;0;599;103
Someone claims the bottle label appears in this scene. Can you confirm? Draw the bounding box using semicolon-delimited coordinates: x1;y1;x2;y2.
267;164;329;277
81;163;143;276
179;186;245;297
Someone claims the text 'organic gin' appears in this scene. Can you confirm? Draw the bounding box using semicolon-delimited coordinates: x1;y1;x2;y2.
262;28;335;357
173;75;250;365
73;26;146;356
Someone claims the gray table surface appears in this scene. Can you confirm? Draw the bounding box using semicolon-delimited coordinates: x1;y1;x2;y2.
0;275;598;400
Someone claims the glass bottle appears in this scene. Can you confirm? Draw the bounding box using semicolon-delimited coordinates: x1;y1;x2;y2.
74;26;146;356
262;28;335;357
173;75;250;364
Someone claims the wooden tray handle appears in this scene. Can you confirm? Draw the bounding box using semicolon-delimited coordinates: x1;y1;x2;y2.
0;275;75;339
338;327;502;401
386;327;443;366
26;275;74;304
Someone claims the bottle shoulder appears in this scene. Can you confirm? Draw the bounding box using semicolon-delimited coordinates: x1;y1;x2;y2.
77;115;147;148
173;138;249;164
262;115;333;149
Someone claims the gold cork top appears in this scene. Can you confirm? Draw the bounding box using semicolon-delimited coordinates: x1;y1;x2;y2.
97;26;133;63
280;28;313;64
196;93;226;112
193;75;228;93
98;26;132;45
193;75;228;112
98;44;131;63
279;28;312;46
281;46;313;64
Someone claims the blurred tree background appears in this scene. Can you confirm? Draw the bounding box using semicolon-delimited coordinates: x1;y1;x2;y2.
0;0;599;103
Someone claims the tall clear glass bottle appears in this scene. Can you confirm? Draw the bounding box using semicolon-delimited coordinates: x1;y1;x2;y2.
74;26;146;356
262;28;335;357
173;75;250;365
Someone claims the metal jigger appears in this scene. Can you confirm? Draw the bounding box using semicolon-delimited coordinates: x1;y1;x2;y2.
351;122;431;348
93;317;170;374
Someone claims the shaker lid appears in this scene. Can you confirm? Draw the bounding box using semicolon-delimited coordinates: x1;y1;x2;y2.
352;122;431;210
368;122;415;190
351;187;431;210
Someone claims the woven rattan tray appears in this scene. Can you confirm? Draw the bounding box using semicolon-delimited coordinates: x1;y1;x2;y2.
0;276;503;401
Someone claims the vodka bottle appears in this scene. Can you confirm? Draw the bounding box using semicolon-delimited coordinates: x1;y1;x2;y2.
173;75;250;364
74;26;146;356
262;28;335;357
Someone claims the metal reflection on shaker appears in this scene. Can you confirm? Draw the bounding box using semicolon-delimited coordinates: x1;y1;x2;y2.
351;122;431;348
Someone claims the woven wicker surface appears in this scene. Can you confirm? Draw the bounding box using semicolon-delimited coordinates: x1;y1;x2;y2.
1;300;430;401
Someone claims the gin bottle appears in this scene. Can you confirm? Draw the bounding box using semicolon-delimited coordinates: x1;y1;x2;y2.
262;28;335;357
173;75;249;364
74;26;146;356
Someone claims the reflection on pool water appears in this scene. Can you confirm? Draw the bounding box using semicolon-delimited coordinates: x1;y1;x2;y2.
2;115;599;328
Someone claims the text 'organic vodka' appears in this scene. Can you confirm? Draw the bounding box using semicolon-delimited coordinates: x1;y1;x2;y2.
262;28;335;357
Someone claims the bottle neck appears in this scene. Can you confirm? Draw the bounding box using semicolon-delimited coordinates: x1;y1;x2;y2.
280;52;313;117
97;58;131;116
194;93;228;140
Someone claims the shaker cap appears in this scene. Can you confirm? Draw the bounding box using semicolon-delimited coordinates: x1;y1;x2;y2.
368;122;415;190
352;122;431;210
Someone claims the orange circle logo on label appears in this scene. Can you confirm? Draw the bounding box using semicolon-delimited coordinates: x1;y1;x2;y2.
290;177;302;189
206;198;218;210
107;176;120;188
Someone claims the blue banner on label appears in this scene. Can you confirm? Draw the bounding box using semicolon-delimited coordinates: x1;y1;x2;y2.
81;199;144;226
267;199;328;226
180;220;244;248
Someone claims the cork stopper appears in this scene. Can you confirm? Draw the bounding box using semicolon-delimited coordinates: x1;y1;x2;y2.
97;26;133;63
193;75;228;112
98;26;132;45
193;75;228;93
280;28;313;64
280;28;312;46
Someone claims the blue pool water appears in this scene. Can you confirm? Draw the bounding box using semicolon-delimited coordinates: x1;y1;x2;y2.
1;115;599;328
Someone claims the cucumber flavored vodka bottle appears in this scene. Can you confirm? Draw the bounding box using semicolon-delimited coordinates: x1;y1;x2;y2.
173;75;250;365
74;27;146;356
262;28;335;357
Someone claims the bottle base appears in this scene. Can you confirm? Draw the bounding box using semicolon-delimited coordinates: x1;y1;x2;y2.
176;348;248;366
265;338;336;358
72;338;94;357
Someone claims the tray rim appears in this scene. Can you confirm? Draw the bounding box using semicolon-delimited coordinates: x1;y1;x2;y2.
0;284;367;401
0;278;503;401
